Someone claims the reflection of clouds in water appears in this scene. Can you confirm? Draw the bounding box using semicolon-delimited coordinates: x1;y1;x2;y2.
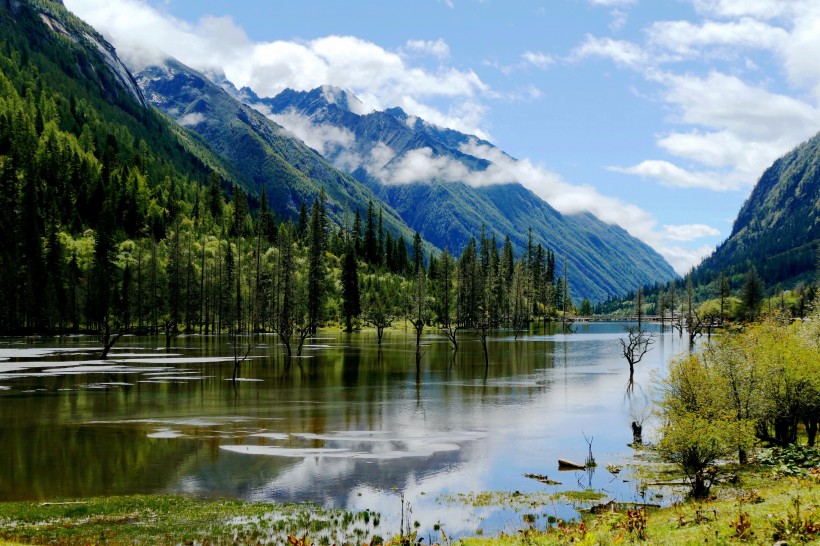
0;347;91;358
147;428;187;439
221;443;462;460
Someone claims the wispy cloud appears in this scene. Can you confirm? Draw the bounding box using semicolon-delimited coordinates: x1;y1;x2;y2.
571;1;820;197
63;0;490;138
569;35;647;67
402;38;451;60
521;51;554;69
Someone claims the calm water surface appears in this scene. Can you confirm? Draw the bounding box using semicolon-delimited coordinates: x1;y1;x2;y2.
0;322;690;536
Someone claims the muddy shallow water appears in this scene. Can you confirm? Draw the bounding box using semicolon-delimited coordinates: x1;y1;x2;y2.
0;322;690;537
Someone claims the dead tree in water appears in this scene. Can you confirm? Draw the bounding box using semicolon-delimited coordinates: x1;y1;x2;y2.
99;316;123;360
620;325;655;386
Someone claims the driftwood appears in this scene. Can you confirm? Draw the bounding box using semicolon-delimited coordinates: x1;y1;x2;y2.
558;458;586;470
523;473;562;485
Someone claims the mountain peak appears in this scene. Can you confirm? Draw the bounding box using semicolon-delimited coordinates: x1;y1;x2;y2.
317;85;364;114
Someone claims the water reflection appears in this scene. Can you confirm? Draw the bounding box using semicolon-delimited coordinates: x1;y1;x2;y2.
0;323;689;536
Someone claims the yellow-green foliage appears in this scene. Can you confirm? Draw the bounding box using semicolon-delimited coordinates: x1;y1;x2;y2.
656;311;820;497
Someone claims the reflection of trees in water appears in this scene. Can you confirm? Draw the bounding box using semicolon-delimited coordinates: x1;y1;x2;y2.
0;424;194;500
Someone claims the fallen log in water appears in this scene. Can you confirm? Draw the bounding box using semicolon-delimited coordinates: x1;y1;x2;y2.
523;473;562;485
558;458;586;470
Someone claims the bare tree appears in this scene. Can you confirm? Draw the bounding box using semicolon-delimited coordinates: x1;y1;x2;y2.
99;315;123;360
620;325;655;384
408;269;429;375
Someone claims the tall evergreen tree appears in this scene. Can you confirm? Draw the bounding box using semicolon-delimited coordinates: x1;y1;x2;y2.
363;200;378;264
377;207;384;266
88;200;116;328
307;196;326;333
741;266;764;320
207;172;223;220
412;231;424;273
341;245;360;332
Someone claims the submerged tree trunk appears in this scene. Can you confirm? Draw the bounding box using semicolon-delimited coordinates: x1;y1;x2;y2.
99;316;122;360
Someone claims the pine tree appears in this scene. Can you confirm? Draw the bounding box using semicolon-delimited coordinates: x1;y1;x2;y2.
457;238;479;327
341;245;360;332
385;231;395;272
88;200;116;329
352;209;362;258
307;196;326;333
363;200;378;264
207;172;223;220
377;207;384;266
741;266;763;320
395;235;408;273
297;201;308;241
412;231;424;273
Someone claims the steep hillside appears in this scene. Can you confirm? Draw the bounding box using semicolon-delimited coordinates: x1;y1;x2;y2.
692;132;820;289
135;60;418;243
237;85;677;301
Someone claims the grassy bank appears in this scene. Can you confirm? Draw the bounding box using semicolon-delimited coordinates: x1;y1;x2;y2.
0;496;381;545
0;452;818;545
460;468;819;545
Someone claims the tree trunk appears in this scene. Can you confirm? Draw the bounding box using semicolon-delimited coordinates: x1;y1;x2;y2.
805;416;818;447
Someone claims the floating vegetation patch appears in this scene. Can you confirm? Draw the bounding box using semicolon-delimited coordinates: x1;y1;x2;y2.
437;490;556;510
554;489;607;502
439;488;606;510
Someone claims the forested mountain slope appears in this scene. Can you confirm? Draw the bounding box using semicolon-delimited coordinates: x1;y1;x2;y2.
136;60;417;242
230;85;677;301
0;0;257;331
691;131;820;290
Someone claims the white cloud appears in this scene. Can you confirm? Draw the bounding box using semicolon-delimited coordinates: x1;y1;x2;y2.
692;0;794;20
662;224;721;241
569;35;647;68
177;112;205;126
63;0;491;138
521;51;554;69
267;109;361;171
609;160;735;190
647;18;788;56
779;3;820;98
609;9;629;31
656;244;715;275
403;39;451;60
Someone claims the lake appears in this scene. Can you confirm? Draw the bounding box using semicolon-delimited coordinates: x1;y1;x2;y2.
0;322;690;537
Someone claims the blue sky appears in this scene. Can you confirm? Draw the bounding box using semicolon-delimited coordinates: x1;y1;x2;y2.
63;0;820;273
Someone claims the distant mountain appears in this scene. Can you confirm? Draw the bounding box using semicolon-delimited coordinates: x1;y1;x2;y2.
692;132;820;289
135;60;418;242
233;85;677;301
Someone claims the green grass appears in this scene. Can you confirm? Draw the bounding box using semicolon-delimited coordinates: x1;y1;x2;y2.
0;495;380;545
458;466;820;545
